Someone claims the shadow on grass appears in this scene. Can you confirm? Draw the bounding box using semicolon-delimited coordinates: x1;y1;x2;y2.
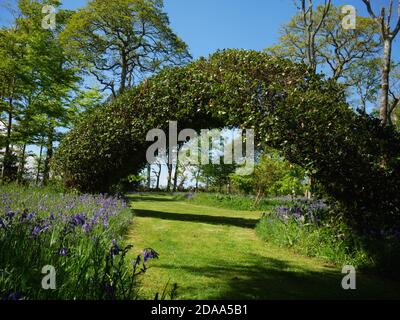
156;254;400;300
134;209;259;229
129;195;177;202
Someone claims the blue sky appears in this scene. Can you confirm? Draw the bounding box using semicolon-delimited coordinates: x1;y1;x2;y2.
1;0;399;58
164;0;398;59
58;0;399;59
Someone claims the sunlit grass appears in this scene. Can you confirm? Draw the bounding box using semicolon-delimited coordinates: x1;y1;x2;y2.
128;193;400;300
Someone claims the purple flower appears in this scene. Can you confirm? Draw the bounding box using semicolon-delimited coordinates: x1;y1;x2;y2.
31;226;41;238
59;248;69;256
19;210;28;222
110;239;120;256
7;211;15;219
3;291;23;301
41;223;50;233
70;213;86;227
82;223;91;233
143;248;159;262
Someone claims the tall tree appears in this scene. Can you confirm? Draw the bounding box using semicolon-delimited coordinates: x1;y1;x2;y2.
1;0;80;183
265;1;332;72
362;0;400;125
346;58;381;112
268;3;381;86
61;0;191;98
151;161;162;190
302;0;332;73
390;62;400;123
0;27;25;180
200;164;236;193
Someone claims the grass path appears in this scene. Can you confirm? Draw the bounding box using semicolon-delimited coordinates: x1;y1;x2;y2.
127;194;400;300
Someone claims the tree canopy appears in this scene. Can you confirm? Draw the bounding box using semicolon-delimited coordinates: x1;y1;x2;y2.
60;0;191;97
0;0;79;183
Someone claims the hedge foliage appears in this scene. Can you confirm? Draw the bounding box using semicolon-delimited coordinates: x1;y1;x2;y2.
53;49;400;236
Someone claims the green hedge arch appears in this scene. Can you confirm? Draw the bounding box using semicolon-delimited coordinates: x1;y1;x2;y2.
53;49;400;235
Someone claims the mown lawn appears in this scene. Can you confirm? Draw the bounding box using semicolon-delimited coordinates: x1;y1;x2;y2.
127;193;400;300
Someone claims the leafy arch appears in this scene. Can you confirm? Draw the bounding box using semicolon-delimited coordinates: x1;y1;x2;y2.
54;49;400;234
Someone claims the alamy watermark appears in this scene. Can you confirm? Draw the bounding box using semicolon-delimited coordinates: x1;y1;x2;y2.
41;265;56;290
341;265;356;290
41;5;56;30
146;121;255;176
342;5;356;30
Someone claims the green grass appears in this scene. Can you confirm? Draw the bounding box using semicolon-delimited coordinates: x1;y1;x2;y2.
128;193;400;300
183;192;293;211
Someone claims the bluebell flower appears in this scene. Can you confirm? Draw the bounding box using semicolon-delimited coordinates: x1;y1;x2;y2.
41;223;50;233
143;248;159;262
70;213;86;227
103;216;109;227
19;210;28;222
82;223;91;234
7;211;15;219
3;291;23;301
59;248;69;256
31;226;41;237
110;239;120;256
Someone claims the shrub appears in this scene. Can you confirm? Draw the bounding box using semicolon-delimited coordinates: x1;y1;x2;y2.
52;50;318;193
256;200;372;268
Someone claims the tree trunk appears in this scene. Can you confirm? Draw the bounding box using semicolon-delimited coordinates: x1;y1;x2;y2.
155;163;161;190
307;30;316;73
119;51;128;94
253;188;263;207
2;100;13;180
178;176;186;191
36;144;43;185
172;163;178;192
167;163;172;192
17;143;26;184
380;38;392;125
43;128;54;185
173;146;181;192
146;163;151;190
